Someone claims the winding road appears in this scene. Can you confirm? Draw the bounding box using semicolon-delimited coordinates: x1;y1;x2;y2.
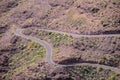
14;28;120;73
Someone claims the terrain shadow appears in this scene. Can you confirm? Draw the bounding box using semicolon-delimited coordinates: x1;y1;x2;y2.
102;30;120;34
91;30;120;35
58;58;97;65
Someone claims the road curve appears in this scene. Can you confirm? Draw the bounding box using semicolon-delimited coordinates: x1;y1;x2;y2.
14;29;55;65
14;28;120;73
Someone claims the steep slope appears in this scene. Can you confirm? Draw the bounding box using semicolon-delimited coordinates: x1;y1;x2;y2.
0;0;120;80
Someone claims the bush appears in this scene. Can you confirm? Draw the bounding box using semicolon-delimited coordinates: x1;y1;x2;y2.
107;76;116;80
100;56;119;67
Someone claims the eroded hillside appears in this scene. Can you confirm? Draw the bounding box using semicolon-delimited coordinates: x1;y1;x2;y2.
0;0;120;80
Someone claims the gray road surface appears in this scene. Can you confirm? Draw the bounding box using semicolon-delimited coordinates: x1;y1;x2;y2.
14;28;120;73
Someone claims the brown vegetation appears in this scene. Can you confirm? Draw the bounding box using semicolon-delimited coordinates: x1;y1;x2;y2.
0;0;120;79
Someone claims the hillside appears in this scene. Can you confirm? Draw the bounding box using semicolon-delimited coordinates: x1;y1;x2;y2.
0;0;120;80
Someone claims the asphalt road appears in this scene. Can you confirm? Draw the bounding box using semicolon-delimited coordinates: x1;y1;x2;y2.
14;28;120;73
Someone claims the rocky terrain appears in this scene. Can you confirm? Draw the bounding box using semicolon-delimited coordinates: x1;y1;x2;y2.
0;0;120;80
23;28;120;68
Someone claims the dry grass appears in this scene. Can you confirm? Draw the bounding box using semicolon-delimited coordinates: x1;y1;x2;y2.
49;7;90;29
65;7;90;29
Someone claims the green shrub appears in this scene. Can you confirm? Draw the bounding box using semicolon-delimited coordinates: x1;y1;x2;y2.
100;56;119;67
101;18;109;27
107;76;116;80
100;77;105;80
54;48;60;53
6;41;46;79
